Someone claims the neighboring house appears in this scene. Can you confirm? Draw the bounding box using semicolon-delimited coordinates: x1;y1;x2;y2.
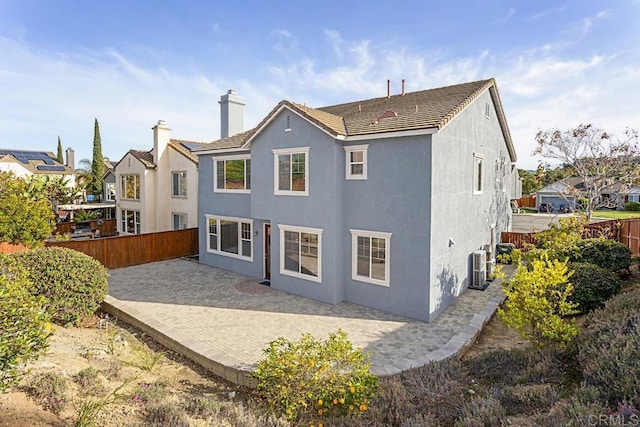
195;79;518;322
535;177;581;212
0;148;76;187
103;160;117;204
114;122;202;234
536;176;640;211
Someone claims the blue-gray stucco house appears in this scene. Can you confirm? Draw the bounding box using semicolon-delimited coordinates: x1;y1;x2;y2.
194;79;518;322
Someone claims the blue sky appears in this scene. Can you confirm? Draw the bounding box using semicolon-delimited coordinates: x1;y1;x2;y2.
0;1;638;169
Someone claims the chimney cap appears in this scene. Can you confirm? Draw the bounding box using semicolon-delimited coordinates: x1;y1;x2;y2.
157;120;167;126
227;89;236;95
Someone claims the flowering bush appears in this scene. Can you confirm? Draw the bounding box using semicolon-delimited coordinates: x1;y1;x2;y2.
252;329;379;421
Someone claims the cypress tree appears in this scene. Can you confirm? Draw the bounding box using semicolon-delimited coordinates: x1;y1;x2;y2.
56;136;63;163
91;118;104;196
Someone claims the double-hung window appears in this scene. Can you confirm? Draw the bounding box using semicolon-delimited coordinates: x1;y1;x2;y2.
344;145;368;180
206;215;253;260
473;154;484;195
214;155;251;192
350;229;391;286
120;174;140;200
273;147;309;195
278;224;322;282
172;171;187;197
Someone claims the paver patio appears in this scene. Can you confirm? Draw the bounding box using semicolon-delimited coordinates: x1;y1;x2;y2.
104;259;510;387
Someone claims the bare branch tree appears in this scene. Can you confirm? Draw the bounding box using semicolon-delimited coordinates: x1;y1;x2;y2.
534;124;640;219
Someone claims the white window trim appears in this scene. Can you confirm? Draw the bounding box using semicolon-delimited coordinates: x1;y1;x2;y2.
171;171;187;198
278;224;322;283
120;209;141;234
205;214;253;261
473;153;484;195
350;229;391;287
105;183;116;201
344;144;368;180
273;147;310;196
213;155;251;194
120;174;140;201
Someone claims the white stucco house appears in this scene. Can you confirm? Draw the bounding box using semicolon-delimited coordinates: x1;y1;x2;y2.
113;121;202;234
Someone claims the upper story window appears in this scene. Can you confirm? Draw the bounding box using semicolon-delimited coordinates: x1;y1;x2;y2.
105;183;116;201
120;174;140;200
473;154;484;195
344;145;368;180
273;147;309;196
172;171;187;197
214;155;251;193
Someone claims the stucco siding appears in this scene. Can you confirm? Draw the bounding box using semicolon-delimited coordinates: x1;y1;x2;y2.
116;153;152;233
197;150;263;278
429;89;512;321
341;136;432;321
249;109;341;304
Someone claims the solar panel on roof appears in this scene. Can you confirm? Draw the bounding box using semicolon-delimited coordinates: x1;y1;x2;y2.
0;149;58;165
36;165;66;172
181;142;201;150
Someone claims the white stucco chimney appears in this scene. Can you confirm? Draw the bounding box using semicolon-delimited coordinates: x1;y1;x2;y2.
152;120;171;165
219;90;245;138
65;147;75;170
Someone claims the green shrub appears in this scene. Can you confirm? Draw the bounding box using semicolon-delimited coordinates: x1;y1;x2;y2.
0;257;51;392
25;371;68;414
567;262;623;313
625;201;640;211
573;238;632;273
577;291;640;407
9;247;109;326
252;329;379;422
499;256;579;349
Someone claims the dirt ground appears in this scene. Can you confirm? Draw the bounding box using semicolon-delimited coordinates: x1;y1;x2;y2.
0;310;523;426
0;316;240;426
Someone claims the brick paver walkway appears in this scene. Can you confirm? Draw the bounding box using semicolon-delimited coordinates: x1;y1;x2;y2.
105;259;509;387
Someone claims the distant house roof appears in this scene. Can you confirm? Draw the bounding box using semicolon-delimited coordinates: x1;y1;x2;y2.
115;140;202;170
194;78;516;161
169;139;202;164
538;176;639;195
0;149;74;175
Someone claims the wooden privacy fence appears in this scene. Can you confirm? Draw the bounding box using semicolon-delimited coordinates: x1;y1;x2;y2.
501;218;640;255
46;228;199;269
0;241;29;254
620;218;640;256
514;195;536;208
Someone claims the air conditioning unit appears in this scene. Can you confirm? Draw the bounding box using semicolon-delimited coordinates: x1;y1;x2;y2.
483;244;495;281
472;250;487;288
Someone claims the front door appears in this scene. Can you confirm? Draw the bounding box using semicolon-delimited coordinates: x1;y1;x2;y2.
264;223;271;280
